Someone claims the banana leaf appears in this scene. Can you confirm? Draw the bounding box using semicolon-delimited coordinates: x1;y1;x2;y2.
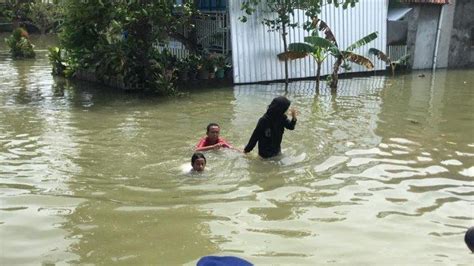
342;51;374;69
393;54;410;65
346;32;378;52
277;51;308;61
304;36;335;50
328;46;342;58
277;42;315;61
288;42;314;53
314;18;338;45
369;48;391;64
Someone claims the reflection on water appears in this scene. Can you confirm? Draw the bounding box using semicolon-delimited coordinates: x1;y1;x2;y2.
0;52;473;264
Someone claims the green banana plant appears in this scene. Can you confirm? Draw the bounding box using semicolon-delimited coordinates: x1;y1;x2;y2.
329;31;378;89
278;17;377;90
369;48;409;76
277;18;336;89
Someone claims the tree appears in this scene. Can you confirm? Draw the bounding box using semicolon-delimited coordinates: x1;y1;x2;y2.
2;1;61;33
278;18;336;90
241;0;300;85
27;1;63;35
57;0;202;93
2;0;31;29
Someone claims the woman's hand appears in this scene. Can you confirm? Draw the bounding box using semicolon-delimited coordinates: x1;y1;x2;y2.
289;107;298;120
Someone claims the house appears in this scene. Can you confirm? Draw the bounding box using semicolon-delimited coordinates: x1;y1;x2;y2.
187;0;472;84
394;0;474;69
160;0;230;57
165;0;388;84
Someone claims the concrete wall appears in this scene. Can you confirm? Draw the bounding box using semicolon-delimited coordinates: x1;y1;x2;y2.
448;0;474;68
387;21;408;45
412;5;442;69
435;0;456;68
405;7;419;68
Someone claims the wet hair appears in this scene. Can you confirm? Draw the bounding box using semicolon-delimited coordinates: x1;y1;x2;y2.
466;227;474;252
206;123;220;133
191;152;206;166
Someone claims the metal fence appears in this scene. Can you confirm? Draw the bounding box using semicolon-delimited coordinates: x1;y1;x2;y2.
229;0;388;84
196;10;231;55
234;76;387;99
156;43;190;59
156;10;230;59
387;45;408;61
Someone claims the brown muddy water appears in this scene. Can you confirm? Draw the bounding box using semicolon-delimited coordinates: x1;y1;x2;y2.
0;51;473;265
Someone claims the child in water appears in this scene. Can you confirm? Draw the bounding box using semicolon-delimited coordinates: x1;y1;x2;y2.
196;123;237;152
244;96;297;158
191;152;206;172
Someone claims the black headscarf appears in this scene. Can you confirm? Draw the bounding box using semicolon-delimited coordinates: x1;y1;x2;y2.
264;96;291;120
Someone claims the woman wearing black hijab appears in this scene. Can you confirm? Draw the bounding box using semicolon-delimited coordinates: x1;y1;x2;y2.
244;96;297;158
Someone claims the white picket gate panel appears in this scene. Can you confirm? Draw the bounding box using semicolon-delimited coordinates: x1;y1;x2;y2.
229;0;388;84
388;45;408;61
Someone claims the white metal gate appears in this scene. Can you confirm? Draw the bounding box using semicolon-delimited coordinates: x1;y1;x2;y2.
229;0;388;84
388;45;408;62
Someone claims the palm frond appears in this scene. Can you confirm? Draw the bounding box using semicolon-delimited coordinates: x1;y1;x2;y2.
369;48;391;64
342;51;374;69
346;32;378;52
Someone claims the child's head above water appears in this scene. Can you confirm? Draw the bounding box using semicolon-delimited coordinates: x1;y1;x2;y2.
466;226;474;252
191;152;206;172
206;123;220;142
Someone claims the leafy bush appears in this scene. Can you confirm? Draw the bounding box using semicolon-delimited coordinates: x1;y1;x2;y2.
27;1;64;34
5;28;35;58
56;0;201;95
48;46;68;76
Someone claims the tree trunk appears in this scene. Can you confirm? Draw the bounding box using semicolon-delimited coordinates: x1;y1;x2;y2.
330;56;343;89
316;61;322;92
282;24;289;86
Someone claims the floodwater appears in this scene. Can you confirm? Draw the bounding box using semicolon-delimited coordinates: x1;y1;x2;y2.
0;51;473;265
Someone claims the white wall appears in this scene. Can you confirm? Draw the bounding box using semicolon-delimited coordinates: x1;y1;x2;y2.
229;0;388;84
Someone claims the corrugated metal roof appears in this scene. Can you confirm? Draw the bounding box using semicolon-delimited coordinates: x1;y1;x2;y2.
399;0;449;4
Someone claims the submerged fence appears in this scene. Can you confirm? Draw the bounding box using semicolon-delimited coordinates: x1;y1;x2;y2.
388;45;408;62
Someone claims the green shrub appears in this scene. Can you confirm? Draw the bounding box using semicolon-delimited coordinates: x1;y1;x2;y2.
48;46;67;76
5;28;35;58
